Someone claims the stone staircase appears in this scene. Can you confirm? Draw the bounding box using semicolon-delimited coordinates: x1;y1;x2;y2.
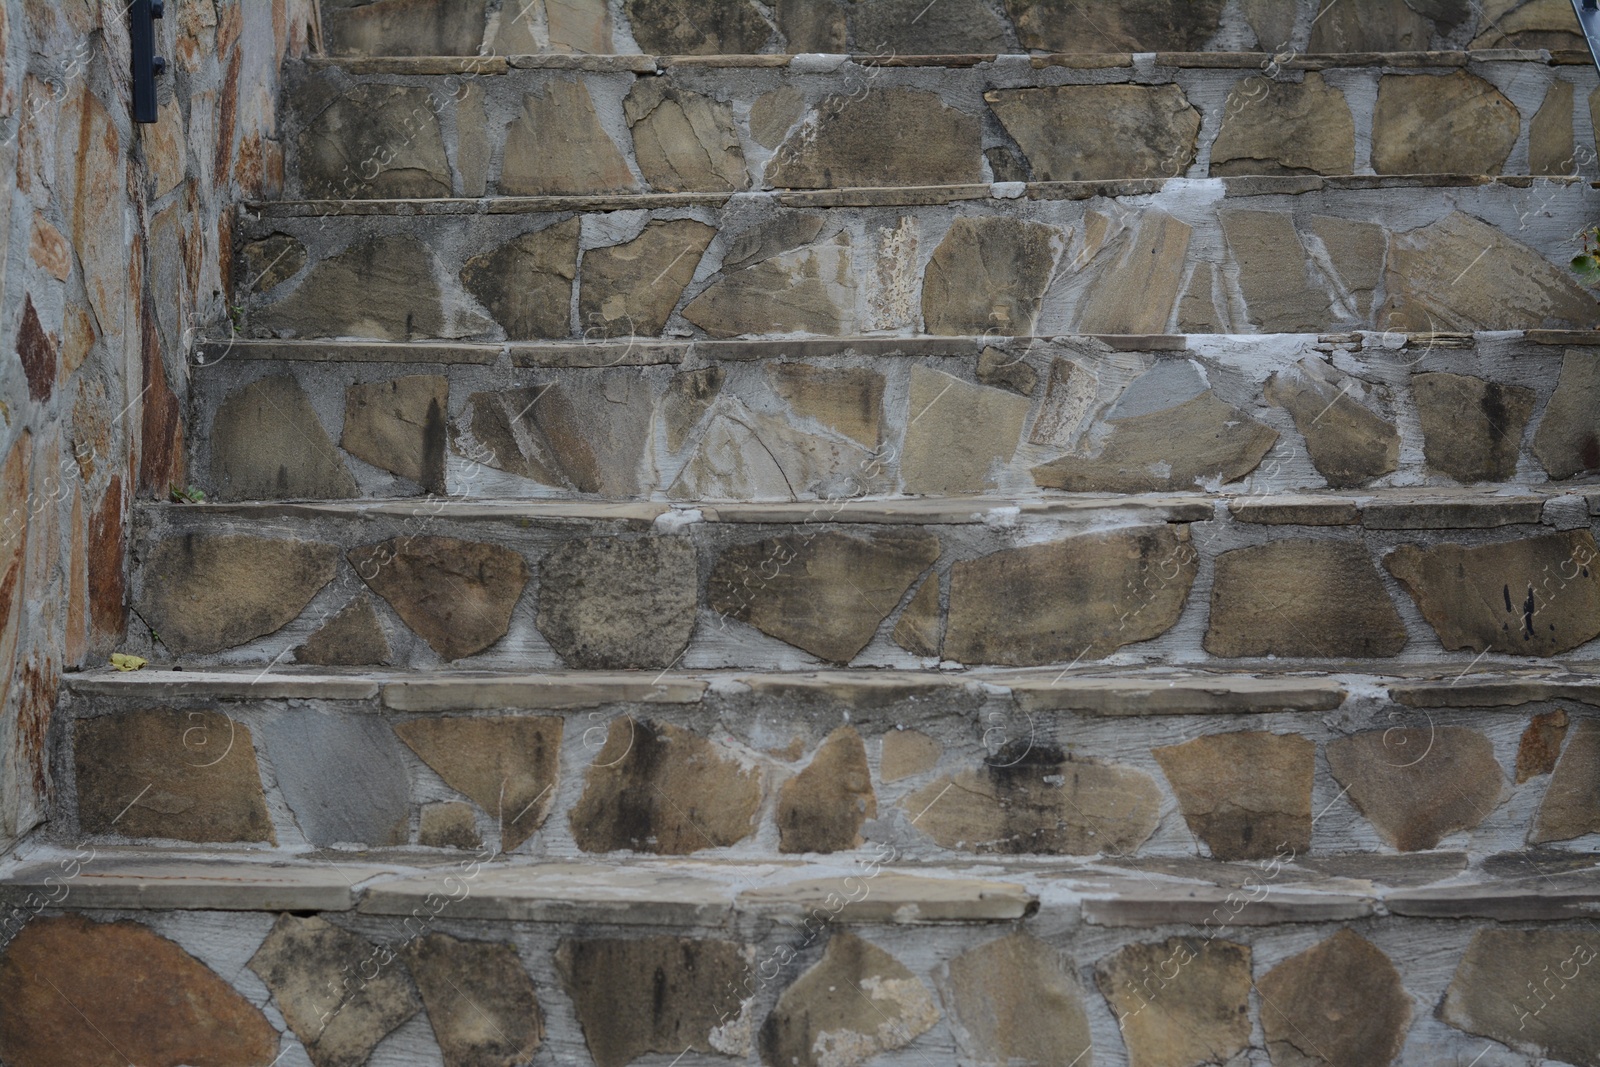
6;1;1600;1065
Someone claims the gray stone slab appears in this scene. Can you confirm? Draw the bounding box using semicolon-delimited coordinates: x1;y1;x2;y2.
738;872;1036;923
0;858;393;911
63;671;381;702
1079;885;1376;926
1011;674;1348;715
261;713;411;848
359;864;733;924
381;674;708;711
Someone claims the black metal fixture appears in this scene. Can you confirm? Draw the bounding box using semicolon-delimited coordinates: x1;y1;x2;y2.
131;0;166;124
1573;0;1600;78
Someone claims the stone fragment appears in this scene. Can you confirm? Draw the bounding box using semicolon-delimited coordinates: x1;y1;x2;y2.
343;375;448;492
1531;717;1600;843
249;914;422;1067
240;233;306;293
137;535;338;655
395;716;563;851
774;0;846;49
579;220;716;336
1309;0;1433;50
455;82;490;195
663;366;724;452
419;801;482;849
74;709;273;844
708;530;940;663
558;937;751;1067
989;85;1199;182
1384;531;1600;656
881;728;941;782
768;363;883;447
768;88;983;188
624;78;746;192
750;86;806;149
0;915;278;1067
210;375;356;502
725;217;830;275
683;234;856;337
294;597;391;666
349;536;529;660
536;537;698;669
63;87;128;359
403;935;543;1067
500;80;638;196
1312;215;1387;320
1440;928;1600;1065
1033;391;1278;493
946;526;1196;665
296;83;450;198
572;718;762;853
976;346;1037;395
14;296;55;402
852;0;1009;52
921;216;1059;335
1029;355;1103;448
1153;732;1314;861
458;377;656;494
1074;210;1192;335
624;0;773;53
1211;73;1354;176
778;726;875;853
459;221;580;340
1472;0;1586;48
548;0;613;51
1265;368;1399;487
1529;80;1577;175
1414;371;1535;483
1257;931;1410;1067
253;235;451;341
1533;349;1600;479
1384;213;1596;332
1004;0;1226;51
891;576;941;657
1325;726;1506;850
761;934;939;1067
1372;71;1518;175
1242;0;1295;48
1516;709;1569;784
29;214;70;280
1222;210;1335;332
1094;938;1253;1067
669;403;884;500
263;714;411;848
901;366;1031;494
324;0;487;54
1178;264;1225;331
903;744;1162;854
1206;540;1407;659
939;934;1092;1067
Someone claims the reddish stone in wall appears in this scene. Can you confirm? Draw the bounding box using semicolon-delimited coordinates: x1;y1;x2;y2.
137;298;185;495
215;47;241;181
0;432;29;755
88;475;125;644
15;294;56;403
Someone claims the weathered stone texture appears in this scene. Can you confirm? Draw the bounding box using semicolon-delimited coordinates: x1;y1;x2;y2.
1372;71;1518;175
1313;214;1388;320
262;714;411;848
1205;540;1408;659
457;378;655;494
778;726;875;853
938;934;1091;1067
852;0;1009;52
349;536;529;661
750;86;806;148
1223;210;1335;332
768;89;983;188
1515;708;1569;784
881;728;942;782
1310;0;1434;49
1153;732;1314;861
624;0;773;53
684;235;857;337
1472;0;1586;49
663;366;724;451
976;345;1037;396
762;934;939;1067
1258;931;1410;1067
342;374;448;492
536;537;698;668
769;363;883;447
395;716;563;851
1325;726;1506;851
403;934;544;1067
210;375;357;501
294;596;391;666
891;576;942;658
1095;938;1253;1067
296;83;450;198
579;220;716;336
1531;717;1600;843
240;233;307;293
901;367;1031;494
669;402;884;501
1413;371;1535;483
1265;367;1399;487
989;85;1199;181
1441;928;1600;1066
1004;0;1226;51
1211;73;1355;176
418;801;482;849
324;0;488;55
1529;79;1577;175
500;80;637;196
1073;209;1192;334
1532;350;1600;479
624;78;747;192
921;216;1059;336
253;235;451;341
459;222;580;340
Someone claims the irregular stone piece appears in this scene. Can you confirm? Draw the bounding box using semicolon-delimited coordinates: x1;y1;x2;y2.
558;937;752;1067
1516;708;1569;783
881;728;941;782
0;915;278;1067
349;536;529;660
891;576;941;657
1094;938;1253;1067
768;363;883;447
1074;209;1192;335
1384;213;1597;332
946;526;1196;665
211;375;357;501
1312;214;1387;320
403;934;543;1067
1372;71;1518;175
1206;540;1407;659
1531;717;1600;843
624;78;747;192
1309;0;1433;50
14;299;55;404
263;714;410;848
768;88;983;188
721;215;827;273
1004;0;1226;51
1529;79;1577;175
1472;0;1586;49
684;234;856;337
1257;931;1411;1067
1222;210;1334;332
395;716;563;851
1413;371;1535;483
240;233;307;293
296;83;450;198
1243;0;1296;49
1266;368;1399;487
624;0;773;53
750;86;806;148
851;0;1009;52
536;537;698;669
324;0;488;55
458;377;656;494
500;80;638;196
905;743;1162;854
989;85;1199;182
1153;732;1314;861
669;403;884;501
708;530;940;663
901;366;1031;494
663;365;724;451
1384;531;1600;656
938;934;1091;1067
571;718;762;853
460;222;580;340
419;802;482;850
1440;928;1600;1065
343;375;448;492
74;709;273;844
921;216;1059;335
976;345;1037;395
1325;726;1506;850
294;597;391;666
778;726;875;853
253;235;450;341
249;914;422;1067
137;535;338;655
1533;350;1600;479
579;219;716;336
1211;73;1355;176
761;933;939;1067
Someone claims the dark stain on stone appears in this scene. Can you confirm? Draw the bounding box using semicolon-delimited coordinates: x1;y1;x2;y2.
1524;586;1536;640
422;396;447;495
16;295;57;403
1581;432;1600;472
1503;584;1513;612
986;740;1067;855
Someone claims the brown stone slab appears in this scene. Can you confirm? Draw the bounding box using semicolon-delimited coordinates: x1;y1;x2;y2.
1080;886;1375;926
63;670;381;702
509;340;688;367
0;858;391;911
1011;674;1347;715
306;55;510;74
506;54;659;71
1230;496;1363;526
1360;496;1547;529
359;864;733;924
197;339;500;364
1528;329;1600;345
1385;876;1600;920
738;872;1036;922
1391;676;1600;709
382;674;707;711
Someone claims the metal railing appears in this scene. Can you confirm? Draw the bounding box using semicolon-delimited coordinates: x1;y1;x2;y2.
130;0;166;124
1573;0;1600;76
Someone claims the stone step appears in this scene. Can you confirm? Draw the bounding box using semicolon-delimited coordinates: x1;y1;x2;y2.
0;846;1595;1067
281;49;1598;201
318;0;1582;59
51;662;1600;862
186;332;1600;502
235;178;1600;346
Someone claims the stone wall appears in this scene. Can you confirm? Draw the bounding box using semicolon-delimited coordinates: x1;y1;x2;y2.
0;0;314;849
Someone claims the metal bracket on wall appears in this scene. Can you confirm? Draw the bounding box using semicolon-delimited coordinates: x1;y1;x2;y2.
131;0;167;124
1573;0;1600;78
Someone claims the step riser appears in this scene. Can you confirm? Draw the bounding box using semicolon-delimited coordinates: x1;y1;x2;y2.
238;183;1599;344
283;58;1598;201
189;335;1592;501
